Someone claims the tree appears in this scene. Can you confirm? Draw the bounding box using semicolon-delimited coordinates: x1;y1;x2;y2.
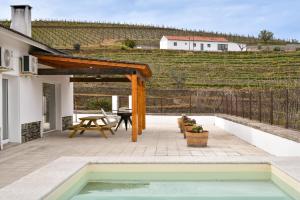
238;43;246;51
258;30;274;43
123;39;136;48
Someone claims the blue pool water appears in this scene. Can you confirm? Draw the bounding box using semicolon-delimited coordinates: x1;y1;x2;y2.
70;180;294;200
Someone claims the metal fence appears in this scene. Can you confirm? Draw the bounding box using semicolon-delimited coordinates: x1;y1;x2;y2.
144;89;300;131
74;88;300;131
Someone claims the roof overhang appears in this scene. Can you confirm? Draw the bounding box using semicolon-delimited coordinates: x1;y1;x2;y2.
33;53;152;79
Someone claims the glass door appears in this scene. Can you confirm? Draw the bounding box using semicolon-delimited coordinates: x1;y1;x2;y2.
42;83;56;132
2;79;9;142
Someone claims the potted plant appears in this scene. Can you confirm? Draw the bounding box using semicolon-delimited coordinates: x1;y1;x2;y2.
177;114;188;133
177;115;191;133
183;119;196;138
186;125;209;147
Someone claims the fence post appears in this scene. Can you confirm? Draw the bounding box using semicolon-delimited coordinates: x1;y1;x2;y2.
285;89;289;128
189;95;192;113
249;91;252;120
230;94;233;115
270;91;273;125
160;97;163;113
242;93;245;118
259;91;262;122
226;95;229;114
235;93;238;116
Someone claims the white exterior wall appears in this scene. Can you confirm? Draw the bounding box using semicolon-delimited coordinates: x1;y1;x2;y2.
19;76;73;126
0;31;73;144
160;36;246;52
215;117;300;156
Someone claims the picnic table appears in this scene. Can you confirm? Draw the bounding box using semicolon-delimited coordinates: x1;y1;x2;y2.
69;116;115;138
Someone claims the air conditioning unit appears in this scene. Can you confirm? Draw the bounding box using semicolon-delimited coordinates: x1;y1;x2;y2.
0;47;14;71
22;55;38;75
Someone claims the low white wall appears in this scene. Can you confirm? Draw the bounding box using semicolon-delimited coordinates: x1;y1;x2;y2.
215;117;300;157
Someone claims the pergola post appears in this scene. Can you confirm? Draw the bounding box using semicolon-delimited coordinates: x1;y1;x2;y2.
131;74;138;142
138;79;143;135
142;81;146;130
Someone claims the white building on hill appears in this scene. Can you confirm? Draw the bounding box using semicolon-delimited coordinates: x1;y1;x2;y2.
160;36;247;52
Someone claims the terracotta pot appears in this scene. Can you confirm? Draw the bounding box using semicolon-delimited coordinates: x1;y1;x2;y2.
186;131;209;147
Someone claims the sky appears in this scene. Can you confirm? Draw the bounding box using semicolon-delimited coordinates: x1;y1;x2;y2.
0;0;299;40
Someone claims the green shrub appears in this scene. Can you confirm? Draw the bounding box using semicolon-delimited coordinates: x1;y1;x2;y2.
123;39;136;48
121;45;128;50
73;43;81;51
273;47;281;51
86;98;112;111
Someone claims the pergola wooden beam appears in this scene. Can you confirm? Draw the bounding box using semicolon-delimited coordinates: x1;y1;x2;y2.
34;53;152;78
38;68;135;75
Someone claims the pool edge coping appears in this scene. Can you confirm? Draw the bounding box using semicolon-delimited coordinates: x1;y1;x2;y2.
0;156;299;200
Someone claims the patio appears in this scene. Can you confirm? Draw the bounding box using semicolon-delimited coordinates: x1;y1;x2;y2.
0;115;268;188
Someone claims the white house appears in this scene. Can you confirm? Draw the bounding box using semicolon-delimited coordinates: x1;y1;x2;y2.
0;5;74;149
0;5;152;148
160;36;247;52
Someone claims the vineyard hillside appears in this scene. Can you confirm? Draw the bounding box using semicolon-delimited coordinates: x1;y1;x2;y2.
75;49;300;89
0;20;290;49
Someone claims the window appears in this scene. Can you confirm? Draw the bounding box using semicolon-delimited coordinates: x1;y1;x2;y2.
218;44;228;51
174;42;177;46
193;43;196;47
207;44;211;48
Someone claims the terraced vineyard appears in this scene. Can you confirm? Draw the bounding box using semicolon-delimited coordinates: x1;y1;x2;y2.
0;20;289;49
76;49;300;89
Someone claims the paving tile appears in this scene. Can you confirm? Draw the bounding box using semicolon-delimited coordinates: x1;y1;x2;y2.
0;116;270;188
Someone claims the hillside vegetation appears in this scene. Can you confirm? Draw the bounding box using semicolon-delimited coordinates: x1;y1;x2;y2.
75;49;300;89
1;20;298;89
0;20;290;49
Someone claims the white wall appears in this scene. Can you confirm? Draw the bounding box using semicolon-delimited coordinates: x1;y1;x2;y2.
1;31;29;143
215;117;300;157
0;30;74;144
160;37;246;52
0;74;2;149
18;75;73;139
159;36;169;49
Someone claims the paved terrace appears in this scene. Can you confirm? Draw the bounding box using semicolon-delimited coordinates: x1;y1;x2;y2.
0;115;269;188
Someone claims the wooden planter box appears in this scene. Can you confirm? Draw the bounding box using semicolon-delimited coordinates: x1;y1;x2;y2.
186;131;209;147
183;125;194;138
177;118;184;133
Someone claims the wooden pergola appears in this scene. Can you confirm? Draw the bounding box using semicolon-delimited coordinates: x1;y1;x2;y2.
34;53;152;142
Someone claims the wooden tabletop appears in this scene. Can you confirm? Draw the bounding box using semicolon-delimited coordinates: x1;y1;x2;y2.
79;116;106;121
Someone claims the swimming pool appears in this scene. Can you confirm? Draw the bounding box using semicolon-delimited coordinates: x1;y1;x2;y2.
46;164;300;200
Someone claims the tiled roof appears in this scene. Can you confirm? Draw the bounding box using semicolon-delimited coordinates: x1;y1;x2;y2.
164;35;228;42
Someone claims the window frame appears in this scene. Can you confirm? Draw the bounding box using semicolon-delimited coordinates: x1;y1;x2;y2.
218;44;228;51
